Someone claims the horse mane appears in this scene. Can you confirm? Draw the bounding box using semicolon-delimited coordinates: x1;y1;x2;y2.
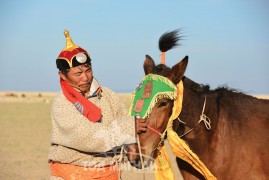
182;76;211;94
182;76;255;120
183;76;245;93
159;29;183;52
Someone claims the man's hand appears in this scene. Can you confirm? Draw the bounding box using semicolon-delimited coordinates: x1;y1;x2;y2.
135;115;147;134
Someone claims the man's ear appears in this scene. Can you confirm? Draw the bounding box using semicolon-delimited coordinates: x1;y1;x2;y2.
58;71;67;81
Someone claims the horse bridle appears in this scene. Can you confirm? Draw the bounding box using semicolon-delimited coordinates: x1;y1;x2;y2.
135;113;173;170
137;95;212;167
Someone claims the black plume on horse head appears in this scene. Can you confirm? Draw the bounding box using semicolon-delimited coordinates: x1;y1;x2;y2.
158;29;183;53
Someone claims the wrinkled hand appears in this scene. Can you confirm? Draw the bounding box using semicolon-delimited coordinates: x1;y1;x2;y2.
135;115;147;134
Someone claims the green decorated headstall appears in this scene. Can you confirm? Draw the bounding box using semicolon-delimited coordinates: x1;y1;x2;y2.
129;74;177;119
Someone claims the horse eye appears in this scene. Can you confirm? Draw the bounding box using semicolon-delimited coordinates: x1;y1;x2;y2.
158;101;168;108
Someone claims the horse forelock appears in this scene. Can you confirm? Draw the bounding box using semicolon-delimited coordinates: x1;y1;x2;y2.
153;64;174;80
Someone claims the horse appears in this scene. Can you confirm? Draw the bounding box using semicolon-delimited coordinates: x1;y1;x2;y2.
126;29;269;179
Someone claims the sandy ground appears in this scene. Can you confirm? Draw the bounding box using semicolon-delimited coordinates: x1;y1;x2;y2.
0;91;268;179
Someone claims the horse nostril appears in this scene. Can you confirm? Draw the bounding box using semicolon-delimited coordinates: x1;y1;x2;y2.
131;157;143;169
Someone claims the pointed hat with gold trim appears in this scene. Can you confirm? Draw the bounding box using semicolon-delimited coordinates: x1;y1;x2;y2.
56;30;91;70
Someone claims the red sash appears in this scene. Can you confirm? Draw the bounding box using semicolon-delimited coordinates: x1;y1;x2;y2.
60;78;101;122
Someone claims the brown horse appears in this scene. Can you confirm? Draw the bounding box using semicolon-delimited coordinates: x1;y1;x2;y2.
126;30;269;179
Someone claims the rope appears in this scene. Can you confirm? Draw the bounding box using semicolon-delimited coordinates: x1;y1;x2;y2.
117;146;124;180
136;118;173;179
136;134;146;180
198;96;211;130
179;95;211;138
152;122;173;153
177;118;186;124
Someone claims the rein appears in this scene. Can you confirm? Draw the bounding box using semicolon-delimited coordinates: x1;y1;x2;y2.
135;121;172;180
179;95;212;138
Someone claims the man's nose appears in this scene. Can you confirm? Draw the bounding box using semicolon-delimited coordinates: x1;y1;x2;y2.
81;72;90;81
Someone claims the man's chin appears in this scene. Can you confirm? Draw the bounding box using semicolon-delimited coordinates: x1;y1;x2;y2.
79;86;90;94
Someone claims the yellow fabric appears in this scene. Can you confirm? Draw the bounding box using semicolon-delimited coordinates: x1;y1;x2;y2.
155;145;175;180
154;81;217;180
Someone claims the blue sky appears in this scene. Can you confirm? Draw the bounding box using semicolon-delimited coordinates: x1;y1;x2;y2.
0;0;268;94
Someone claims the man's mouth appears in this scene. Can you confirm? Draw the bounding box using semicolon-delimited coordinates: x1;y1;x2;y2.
80;83;90;87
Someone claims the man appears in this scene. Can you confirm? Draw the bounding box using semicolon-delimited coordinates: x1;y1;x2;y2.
48;30;147;180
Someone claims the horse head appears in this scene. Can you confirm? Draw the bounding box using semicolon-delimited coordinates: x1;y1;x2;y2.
126;29;188;169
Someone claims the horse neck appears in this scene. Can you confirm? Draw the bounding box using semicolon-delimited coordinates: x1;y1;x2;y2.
180;87;218;130
180;77;217;127
175;78;219;154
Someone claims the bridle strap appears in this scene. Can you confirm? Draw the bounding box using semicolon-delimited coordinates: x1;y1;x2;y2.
179;95;211;138
148;122;173;152
147;125;162;136
136;134;146;180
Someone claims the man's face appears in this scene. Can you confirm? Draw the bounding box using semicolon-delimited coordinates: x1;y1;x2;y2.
59;64;93;93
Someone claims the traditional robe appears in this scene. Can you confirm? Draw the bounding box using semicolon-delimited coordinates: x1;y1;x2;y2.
48;87;136;168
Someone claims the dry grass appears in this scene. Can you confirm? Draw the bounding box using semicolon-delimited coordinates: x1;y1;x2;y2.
0;91;267;179
0;101;51;179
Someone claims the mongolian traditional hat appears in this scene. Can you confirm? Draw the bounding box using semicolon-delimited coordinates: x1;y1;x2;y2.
56;30;91;70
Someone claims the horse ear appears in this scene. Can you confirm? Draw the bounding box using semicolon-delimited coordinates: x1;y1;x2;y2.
172;56;188;84
143;55;156;75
